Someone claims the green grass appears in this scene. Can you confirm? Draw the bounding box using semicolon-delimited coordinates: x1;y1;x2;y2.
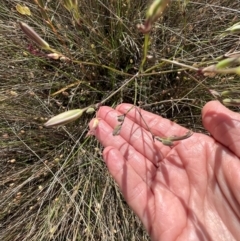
1;0;240;240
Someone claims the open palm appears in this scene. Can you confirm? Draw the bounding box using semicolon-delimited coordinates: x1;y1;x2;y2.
89;101;240;241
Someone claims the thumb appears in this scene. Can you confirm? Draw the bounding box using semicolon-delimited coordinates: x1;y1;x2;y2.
202;100;240;157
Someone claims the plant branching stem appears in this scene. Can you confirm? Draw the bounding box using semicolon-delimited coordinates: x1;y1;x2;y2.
100;73;139;105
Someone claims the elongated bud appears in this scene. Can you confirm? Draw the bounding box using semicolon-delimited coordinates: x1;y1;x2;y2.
221;90;240;97
19;22;50;50
44;109;84;127
63;0;73;10
222;98;240;107
235;67;240;75
225;22;240;34
216;58;236;69
147;0;169;19
224;51;240;59
138;0;170;34
34;0;45;8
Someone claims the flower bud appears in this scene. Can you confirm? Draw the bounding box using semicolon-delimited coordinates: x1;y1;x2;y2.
209;89;221;98
63;0;73;10
92;118;99;129
216;58;236;69
47;53;60;59
221;90;240;97
86;107;95;114
44;109;84;127
202;65;217;77
225;22;240;34
235;67;240;75
138;0;170;34
222;98;240;107
19;22;50;50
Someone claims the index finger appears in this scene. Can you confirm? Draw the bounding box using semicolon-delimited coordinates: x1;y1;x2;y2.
116;103;189;138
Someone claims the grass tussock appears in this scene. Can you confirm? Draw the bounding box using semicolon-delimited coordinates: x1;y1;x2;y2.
1;0;240;240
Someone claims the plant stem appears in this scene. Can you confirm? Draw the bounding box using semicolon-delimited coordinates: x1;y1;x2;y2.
100;72;139;105
139;33;150;72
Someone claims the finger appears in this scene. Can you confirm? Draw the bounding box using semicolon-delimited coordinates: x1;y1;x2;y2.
94;106;171;164
202;100;240;157
102;146;156;230
116;103;189;138
89;117;157;181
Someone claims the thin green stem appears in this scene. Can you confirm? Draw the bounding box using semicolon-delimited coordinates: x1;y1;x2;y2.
100;72;139;105
71;60;133;76
160;58;199;71
139;33;150;72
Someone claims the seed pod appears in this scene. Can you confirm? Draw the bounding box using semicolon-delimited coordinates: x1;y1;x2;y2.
155;130;193;146
19;22;50;50
117;115;125;122
168;130;193;142
161;139;173;146
112;124;122;136
155;136;173;146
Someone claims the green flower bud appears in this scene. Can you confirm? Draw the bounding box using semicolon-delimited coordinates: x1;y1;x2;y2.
222;98;240;107
138;0;170;34
235;67;240;75
216;58;235;69
225;22;240;34
221;90;240;97
63;0;73;10
86;107;95;114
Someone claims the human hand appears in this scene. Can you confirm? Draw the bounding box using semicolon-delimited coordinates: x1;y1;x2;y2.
89;100;240;241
